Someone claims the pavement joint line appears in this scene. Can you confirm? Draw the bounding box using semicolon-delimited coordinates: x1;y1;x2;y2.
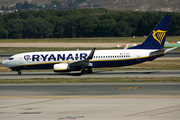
0;99;53;109
150;109;180;116
124;104;180;117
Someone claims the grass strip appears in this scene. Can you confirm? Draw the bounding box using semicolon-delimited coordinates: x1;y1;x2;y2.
0;77;180;83
0;36;179;43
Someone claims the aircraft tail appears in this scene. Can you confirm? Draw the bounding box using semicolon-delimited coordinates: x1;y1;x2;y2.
129;16;170;49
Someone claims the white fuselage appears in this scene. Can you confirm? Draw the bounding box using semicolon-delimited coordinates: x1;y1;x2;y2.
2;49;163;72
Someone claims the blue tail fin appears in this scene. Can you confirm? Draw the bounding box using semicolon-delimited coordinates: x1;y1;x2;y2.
129;16;170;49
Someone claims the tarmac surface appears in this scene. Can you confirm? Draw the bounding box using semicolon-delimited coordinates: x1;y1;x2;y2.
0;70;180;79
0;83;180;120
0;42;180;120
1;83;180;96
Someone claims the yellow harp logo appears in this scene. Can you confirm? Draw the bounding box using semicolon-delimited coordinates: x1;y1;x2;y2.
152;30;167;45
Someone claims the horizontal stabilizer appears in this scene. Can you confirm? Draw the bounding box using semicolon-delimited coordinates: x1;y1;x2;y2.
165;47;177;53
149;49;166;56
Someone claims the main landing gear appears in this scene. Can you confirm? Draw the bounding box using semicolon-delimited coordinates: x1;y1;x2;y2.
81;68;92;74
17;70;21;75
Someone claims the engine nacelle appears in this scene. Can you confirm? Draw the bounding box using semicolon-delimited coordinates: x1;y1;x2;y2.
53;63;71;72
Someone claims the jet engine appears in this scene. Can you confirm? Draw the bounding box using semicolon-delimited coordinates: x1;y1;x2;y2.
53;63;71;72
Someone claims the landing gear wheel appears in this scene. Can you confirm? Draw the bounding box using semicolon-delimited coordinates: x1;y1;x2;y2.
87;69;92;74
18;71;21;75
81;70;87;75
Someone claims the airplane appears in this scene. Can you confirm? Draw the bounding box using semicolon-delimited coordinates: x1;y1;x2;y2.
2;16;176;75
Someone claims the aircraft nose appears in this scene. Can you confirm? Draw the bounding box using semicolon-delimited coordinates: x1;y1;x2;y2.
2;60;7;67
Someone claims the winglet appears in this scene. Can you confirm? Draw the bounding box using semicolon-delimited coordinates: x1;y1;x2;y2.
87;48;96;59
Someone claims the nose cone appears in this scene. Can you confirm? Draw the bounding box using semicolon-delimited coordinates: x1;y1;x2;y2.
2;60;8;67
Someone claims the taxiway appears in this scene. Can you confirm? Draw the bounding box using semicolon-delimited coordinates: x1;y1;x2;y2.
0;70;180;79
0;83;180;120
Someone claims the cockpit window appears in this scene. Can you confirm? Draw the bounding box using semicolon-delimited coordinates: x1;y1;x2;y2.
8;57;14;60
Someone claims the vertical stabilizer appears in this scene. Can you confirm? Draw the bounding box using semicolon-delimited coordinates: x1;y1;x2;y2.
129;16;170;49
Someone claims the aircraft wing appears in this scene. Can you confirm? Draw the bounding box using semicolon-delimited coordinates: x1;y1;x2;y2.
70;48;96;67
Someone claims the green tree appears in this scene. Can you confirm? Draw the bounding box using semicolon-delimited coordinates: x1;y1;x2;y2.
115;21;133;37
136;12;160;36
0;27;8;38
19;11;32;20
16;2;23;11
3;12;20;22
76;15;99;37
54;18;68;37
6;7;9;11
168;14;180;36
1;5;5;10
120;13;142;36
5;19;24;38
24;18;54;38
66;16;78;37
0;14;3;27
22;1;30;10
46;9;59;16
46;16;68;37
38;10;47;18
28;10;38;18
97;19;117;37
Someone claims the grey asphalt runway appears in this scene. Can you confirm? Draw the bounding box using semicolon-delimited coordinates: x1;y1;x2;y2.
0;83;180;120
0;83;180;96
0;52;180;119
0;70;180;79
